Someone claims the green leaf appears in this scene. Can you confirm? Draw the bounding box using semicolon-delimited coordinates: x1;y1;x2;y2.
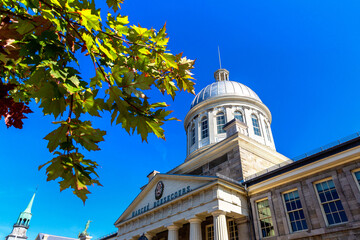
44;123;68;152
146;120;165;139
106;0;124;12
16;21;35;35
117;15;129;25
159;53;178;69
79;9;101;32
70;120;106;151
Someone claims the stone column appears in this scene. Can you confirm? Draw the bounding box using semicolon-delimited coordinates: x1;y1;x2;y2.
235;217;250;240
212;211;229;240
167;225;179;240
194;116;199;149
208;110;215;144
189;218;202;240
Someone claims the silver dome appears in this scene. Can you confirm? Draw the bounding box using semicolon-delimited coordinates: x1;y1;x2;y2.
190;81;262;109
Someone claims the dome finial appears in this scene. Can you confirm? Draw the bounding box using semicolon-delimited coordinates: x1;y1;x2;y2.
214;47;229;81
218;46;222;69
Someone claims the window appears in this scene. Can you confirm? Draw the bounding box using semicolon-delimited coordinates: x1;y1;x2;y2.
228;220;238;240
206;224;214;240
201;117;209;139
234;111;244;122
265;123;271;142
256;199;275;238
190;125;195;146
251;114;261;136
315;179;348;225
283;190;308;232
216;112;226;134
352;170;360;189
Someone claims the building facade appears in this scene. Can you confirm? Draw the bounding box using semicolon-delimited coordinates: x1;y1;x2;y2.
112;68;360;240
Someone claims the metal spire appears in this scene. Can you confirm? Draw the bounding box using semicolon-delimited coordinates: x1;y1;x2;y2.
24;192;36;213
218;46;222;69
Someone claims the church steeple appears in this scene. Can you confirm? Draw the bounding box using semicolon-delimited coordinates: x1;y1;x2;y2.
16;192;35;226
6;192;36;240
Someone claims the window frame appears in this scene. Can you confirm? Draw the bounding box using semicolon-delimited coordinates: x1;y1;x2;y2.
190;124;196;146
313;177;348;226
205;224;214;240
251;114;262;136
234;111;244;123
201;116;209;139
227;219;238;240
255;198;275;238
216;111;226;134
281;188;308;233
351;168;360;192
264;122;271;142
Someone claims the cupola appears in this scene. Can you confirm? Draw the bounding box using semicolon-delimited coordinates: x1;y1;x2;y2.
214;69;229;81
184;68;275;159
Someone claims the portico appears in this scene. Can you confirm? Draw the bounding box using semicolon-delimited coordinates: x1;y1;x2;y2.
114;174;250;240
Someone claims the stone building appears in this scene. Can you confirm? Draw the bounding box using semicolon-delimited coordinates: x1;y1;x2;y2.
109;68;360;240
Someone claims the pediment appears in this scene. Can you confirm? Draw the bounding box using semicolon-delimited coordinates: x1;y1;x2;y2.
115;174;218;224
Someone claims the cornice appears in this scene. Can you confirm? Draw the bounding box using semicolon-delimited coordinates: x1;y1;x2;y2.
247;145;360;195
184;95;272;129
115;178;245;227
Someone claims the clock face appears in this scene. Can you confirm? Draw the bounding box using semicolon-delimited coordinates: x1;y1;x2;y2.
155;181;164;200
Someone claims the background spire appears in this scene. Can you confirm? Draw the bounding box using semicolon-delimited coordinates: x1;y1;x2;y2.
24;192;36;213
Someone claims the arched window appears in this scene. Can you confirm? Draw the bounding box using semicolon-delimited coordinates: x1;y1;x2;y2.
201;117;208;139
251;114;261;136
234;111;244;122
190;124;196;146
265;122;271;142
216;112;226;134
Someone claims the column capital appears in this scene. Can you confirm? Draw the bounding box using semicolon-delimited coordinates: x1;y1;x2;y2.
167;225;180;231
188;218;202;224
144;232;154;239
211;210;227;217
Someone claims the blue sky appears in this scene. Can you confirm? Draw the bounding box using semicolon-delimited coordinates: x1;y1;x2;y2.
1;0;360;239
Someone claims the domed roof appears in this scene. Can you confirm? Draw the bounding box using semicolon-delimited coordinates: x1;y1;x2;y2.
190;80;262;109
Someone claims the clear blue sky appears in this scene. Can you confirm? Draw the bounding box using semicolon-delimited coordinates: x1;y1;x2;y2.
1;0;360;239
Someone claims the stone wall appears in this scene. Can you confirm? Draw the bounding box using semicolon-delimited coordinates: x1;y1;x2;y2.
249;161;360;239
240;146;284;180
185;144;285;182
202;147;242;181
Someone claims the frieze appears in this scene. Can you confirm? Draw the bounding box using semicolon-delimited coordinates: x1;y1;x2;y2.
131;185;192;218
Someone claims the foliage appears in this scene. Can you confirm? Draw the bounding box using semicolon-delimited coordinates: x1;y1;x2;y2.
0;0;195;203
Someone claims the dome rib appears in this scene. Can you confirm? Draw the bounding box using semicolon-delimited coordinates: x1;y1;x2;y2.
190;81;262;109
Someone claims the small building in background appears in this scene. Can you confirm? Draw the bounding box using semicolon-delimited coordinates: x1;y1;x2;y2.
6;193;36;240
